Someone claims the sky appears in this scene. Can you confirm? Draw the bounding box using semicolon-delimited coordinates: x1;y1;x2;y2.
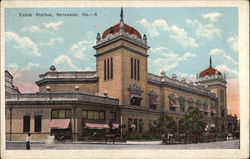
4;7;239;117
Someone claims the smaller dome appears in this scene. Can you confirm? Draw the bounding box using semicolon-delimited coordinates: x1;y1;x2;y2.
199;67;221;77
160;71;166;76
49;65;56;72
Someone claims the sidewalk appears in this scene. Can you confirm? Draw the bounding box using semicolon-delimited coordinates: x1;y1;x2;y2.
6;140;163;145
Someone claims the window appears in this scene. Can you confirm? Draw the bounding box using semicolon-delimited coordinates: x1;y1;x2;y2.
211;112;214;117
23;116;30;132
111;58;113;79
51;109;71;119
82;110;105;120
131;57;140;80
34;116;42;132
131;58;133;79
104;58;113;81
82;110;87;119
130;97;141;106
134;119;138;132
88;111;94;119
221;109;225;117
65;110;71;118
94;111;99;119
51;110;58;118
110;112;116;122
139;119;143;133
220;90;224;103
137;59;140;80
99;112;105;120
104;59;107;80
128;118;133;132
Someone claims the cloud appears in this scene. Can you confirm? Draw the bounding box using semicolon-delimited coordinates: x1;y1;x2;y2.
39;37;64;47
69;31;95;59
227;36;238;52
5;32;41;56
21;25;44;34
209;48;238;65
7;62;40;79
69;40;91;59
215;64;238;77
44;21;64;31
186;19;221;39
22;21;64;34
82;67;95;71
138;19;198;48
138;19;169;36
169;25;199;48
149;47;197;72
53;55;78;70
202;12;222;22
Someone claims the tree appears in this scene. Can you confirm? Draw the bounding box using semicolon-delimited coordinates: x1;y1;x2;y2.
157;114;177;133
179;108;206;132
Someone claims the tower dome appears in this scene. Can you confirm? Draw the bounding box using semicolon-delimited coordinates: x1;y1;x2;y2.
199;56;221;77
101;7;142;39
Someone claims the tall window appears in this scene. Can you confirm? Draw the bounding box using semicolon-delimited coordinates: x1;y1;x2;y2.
128;118;133;132
134;119;138;132
220;90;224;103
104;59;106;80
139;119;143;133
131;57;140;80
23;116;30;132
35;116;42;132
104;58;113;81
110;112;116;122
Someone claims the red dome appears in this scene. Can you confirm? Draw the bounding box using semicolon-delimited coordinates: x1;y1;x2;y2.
102;22;142;39
199;66;221;77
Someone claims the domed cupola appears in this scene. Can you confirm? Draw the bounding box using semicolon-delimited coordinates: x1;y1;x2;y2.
199;56;222;78
93;7;149;50
197;56;226;83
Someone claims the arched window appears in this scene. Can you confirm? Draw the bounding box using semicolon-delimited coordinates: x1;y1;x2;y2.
169;94;178;111
187;98;194;110
178;96;186;112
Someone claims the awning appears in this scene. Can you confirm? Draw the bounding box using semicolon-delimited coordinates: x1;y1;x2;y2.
84;123;109;129
203;107;210;112
130;93;143;99
211;110;216;113
112;123;120;129
149;97;159;105
49;119;70;129
169;100;178;107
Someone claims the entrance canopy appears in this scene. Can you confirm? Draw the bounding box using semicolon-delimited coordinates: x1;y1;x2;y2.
84;122;109;129
49;119;70;129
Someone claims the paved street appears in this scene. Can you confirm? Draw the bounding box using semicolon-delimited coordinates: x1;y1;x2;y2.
6;139;239;150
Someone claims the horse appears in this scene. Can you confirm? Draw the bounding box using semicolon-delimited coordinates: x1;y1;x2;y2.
104;133;120;144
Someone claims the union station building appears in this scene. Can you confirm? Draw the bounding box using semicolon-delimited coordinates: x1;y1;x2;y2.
5;8;238;141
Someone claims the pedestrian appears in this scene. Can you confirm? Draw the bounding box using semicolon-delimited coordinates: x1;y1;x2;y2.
26;133;31;150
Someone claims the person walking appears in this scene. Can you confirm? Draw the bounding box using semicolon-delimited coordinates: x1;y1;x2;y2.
26;133;31;150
